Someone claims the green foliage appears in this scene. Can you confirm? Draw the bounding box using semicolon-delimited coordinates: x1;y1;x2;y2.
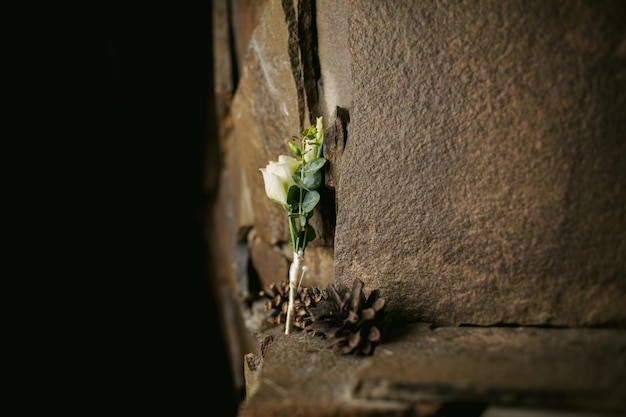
285;117;326;253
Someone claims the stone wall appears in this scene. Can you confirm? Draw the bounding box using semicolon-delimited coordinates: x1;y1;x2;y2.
334;0;626;327
214;0;626;330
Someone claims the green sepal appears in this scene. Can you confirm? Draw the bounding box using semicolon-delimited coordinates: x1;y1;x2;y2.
302;125;316;139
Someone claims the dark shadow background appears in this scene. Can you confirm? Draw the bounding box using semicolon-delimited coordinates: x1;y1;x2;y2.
63;4;240;415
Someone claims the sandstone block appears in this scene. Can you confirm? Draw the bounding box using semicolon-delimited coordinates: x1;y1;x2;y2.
334;0;626;326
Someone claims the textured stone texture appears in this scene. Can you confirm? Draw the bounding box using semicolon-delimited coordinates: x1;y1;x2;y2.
231;0;303;246
225;127;255;242
231;0;268;75
334;0;626;326
239;324;626;416
482;407;612;417
214;154;257;397
354;324;626;413
317;0;352;122
237;328;412;417
249;231;289;290
212;0;235;140
298;246;336;288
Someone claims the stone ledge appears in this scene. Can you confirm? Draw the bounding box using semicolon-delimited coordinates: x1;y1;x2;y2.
238;323;626;417
354;324;626;413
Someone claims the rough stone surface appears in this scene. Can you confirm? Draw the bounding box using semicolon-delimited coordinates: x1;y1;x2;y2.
316;0;352;123
334;0;626;326
231;0;303;246
213;163;256;396
212;0;235;141
481;407;614;417
250;231;289;290
298;246;336;289
354;324;626;413
239;324;626;416
321;107;350;190
237;328;412;417
226;127;255;243
231;0;268;75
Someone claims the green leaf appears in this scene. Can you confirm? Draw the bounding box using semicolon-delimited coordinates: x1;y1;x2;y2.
292;174;306;190
286;185;300;207
293;171;321;191
304;170;322;190
302;158;326;174
301;190;320;213
293;171;322;191
306;224;316;242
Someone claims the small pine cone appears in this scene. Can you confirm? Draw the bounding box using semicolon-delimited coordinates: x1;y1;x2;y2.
260;282;323;331
259;281;290;326
295;286;325;334
307;278;386;355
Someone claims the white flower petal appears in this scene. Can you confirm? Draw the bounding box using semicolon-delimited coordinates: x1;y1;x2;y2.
260;155;300;205
260;168;288;205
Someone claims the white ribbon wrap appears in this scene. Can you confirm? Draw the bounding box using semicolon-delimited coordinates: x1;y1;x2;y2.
284;250;304;334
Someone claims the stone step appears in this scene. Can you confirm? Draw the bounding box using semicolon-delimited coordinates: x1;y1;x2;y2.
238;323;626;417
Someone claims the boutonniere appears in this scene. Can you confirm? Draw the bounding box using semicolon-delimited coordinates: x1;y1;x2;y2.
260;117;326;334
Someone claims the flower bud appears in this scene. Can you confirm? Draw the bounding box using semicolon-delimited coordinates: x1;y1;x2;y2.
315;116;324;142
304;117;324;162
288;141;302;158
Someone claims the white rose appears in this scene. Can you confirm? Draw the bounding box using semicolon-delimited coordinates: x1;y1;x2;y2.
260;155;300;205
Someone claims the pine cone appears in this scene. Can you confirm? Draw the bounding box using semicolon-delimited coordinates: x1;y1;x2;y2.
295;286;325;334
260;282;325;331
259;281;290;326
306;278;386;355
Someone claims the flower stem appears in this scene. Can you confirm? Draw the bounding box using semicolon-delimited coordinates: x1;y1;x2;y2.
288;215;297;253
284;250;303;334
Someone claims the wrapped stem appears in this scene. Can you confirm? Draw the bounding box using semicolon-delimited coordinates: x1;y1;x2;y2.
284;250;303;334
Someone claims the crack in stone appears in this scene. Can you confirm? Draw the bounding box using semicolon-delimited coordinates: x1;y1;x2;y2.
281;0;322;130
297;0;321;125
281;0;306;131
